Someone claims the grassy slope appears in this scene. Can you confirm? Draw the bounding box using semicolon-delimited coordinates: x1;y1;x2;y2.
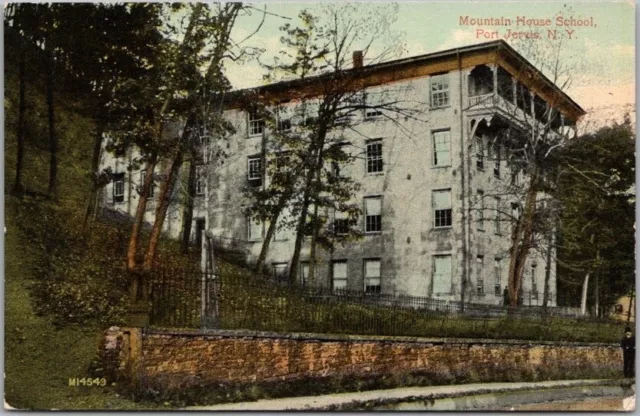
5;197;163;410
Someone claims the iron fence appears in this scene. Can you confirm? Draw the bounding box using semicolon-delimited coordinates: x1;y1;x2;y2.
147;268;620;342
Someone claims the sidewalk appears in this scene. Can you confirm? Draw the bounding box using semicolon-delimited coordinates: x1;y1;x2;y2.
187;379;631;411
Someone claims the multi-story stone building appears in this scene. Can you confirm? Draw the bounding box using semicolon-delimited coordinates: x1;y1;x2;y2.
103;40;584;306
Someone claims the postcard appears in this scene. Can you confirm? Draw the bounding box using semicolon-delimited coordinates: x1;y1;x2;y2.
4;1;635;411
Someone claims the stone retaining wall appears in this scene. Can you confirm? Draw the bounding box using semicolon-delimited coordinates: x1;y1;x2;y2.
102;328;621;392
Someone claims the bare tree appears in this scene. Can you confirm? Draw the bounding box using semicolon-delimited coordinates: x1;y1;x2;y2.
244;5;421;284
466;24;584;308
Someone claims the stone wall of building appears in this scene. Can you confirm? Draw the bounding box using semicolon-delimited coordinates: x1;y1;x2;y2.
108;328;621;392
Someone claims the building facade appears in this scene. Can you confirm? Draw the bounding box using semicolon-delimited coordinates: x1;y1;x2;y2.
102;40;584;306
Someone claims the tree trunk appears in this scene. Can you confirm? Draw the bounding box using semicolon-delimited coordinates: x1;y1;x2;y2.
507;170;538;309
289;126;327;284
308;150;325;286
127;156;157;300
46;45;57;199
542;226;553;310
14;47;26;195
308;202;320;287
594;249;600;318
143;148;184;272
181;156;197;254
509;172;538;309
83;111;105;228
580;272;590;315
288;170;314;284
255;209;281;275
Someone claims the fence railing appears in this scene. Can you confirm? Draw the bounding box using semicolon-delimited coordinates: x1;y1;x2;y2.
147;268;619;342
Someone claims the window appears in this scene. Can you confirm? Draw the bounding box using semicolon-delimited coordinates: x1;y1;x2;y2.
333;210;349;236
113;173;125;203
494;258;502;296
329;143;350;178
475;136;484;170
366;140;383;174
511;202;521;220
494;197;501;235
433;189;452;228
511;165;520;185
432;255;452;295
430;73;450;108
275;152;291;174
615;304;624;314
248;109;264;136
531;264;538;299
494;143;501;178
276;108;292;132
477;190;484;230
364;196;382;233
140;170;155;198
247;216;263;241
274;209;290;241
364;259;381;294
332;261;348;291
195;165;205;196
476;255;485;295
300;262;310;286
115;145;126;158
272;263;288;282
432;130;451;166
247;156;262;186
364;91;383;119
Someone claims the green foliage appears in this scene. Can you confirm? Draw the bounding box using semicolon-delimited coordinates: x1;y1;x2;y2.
554;119;635;311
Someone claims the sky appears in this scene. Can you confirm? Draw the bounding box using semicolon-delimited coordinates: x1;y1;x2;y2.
223;1;635;114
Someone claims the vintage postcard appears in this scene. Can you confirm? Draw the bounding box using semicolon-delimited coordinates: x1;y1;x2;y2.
4;1;635;411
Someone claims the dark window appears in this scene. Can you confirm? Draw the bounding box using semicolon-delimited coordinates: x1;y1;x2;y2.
113;173;125;203
477;190;485;230
494;258;502;296
140;170;155;198
494;197;502;235
531;264;538;299
195;166;205;195
247;156;262;186
272;263;288;282
494;143;501;178
276;107;292;132
366;140;383;174
476;136;484;170
476;255;485;295
433;189;452;228
364;197;382;233
334;218;349;236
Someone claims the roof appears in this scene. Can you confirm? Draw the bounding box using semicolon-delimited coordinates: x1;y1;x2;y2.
227;40;585;120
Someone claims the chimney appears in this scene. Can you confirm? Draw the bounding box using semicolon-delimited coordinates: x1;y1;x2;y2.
353;50;363;69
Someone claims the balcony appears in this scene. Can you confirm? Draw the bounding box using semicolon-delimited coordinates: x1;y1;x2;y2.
466;64;570;136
